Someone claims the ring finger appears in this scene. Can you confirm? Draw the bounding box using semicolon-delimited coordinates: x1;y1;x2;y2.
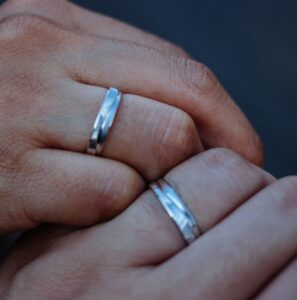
83;148;274;265
31;80;203;181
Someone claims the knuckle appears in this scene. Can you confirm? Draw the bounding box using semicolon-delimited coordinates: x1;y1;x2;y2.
0;13;62;41
202;148;249;174
0;0;70;24
172;109;198;152
0;13;38;33
3;0;63;10
0;13;67;71
3;0;37;9
174;57;218;96
117;167;145;206
202;148;240;166
155;108;198;172
199;148;273;190
99;166;144;220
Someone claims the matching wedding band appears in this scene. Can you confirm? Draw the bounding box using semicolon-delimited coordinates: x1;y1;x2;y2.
150;179;201;244
88;88;200;245
87;87;122;156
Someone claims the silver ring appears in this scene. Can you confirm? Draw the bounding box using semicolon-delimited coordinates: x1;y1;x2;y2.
87;87;122;155
150;179;201;244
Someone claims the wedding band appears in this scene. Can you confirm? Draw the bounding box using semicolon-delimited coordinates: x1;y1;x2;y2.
150;179;201;244
87;87;122;155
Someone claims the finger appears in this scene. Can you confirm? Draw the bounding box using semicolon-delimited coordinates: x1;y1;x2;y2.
152;177;297;300
1;14;261;167
62;33;263;165
0;148;144;233
256;257;297;300
0;0;188;57
32;80;203;181
0;224;76;296
84;149;274;266
0;223;153;300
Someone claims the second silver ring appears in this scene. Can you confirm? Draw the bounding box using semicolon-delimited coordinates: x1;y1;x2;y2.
150;179;202;244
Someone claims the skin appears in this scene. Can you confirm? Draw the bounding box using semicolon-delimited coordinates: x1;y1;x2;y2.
0;0;262;234
1;1;293;299
0;149;297;299
0;0;263;163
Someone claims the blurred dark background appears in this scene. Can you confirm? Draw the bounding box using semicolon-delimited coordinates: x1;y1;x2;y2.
73;0;297;178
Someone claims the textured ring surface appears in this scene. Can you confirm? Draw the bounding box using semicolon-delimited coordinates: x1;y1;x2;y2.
150;179;201;244
87;87;122;155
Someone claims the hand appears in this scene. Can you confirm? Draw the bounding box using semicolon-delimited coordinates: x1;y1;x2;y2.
0;0;261;234
1;149;296;299
0;0;263;161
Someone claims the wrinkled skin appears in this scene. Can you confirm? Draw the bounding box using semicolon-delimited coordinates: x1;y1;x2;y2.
0;1;288;299
0;0;262;234
1;149;297;299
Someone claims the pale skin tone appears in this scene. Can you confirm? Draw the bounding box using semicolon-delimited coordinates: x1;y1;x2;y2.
1;149;297;299
0;0;296;299
0;0;262;233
